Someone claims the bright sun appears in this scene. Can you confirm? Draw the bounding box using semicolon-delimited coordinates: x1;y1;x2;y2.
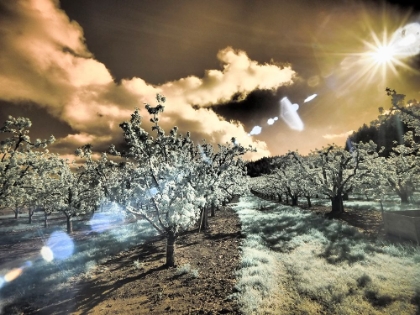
340;24;419;90
372;45;395;64
360;22;420;82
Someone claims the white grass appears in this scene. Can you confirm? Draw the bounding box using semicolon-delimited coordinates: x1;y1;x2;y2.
232;193;420;314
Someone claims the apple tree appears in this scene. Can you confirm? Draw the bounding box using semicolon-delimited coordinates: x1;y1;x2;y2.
107;94;208;267
294;142;378;214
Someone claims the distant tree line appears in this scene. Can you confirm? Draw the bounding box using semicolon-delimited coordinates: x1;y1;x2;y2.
246;156;283;177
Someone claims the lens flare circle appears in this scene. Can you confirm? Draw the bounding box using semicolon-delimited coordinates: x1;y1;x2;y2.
41;246;54;262
4;268;23;282
43;231;74;261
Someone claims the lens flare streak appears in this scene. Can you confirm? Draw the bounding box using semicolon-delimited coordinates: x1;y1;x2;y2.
304;94;317;103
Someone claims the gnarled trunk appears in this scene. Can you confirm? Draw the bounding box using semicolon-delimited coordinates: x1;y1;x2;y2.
398;191;410;204
166;230;177;267
291;195;298;206
330;194;344;214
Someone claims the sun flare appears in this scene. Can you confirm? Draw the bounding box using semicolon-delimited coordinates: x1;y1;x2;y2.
372;45;395;64
338;22;420;92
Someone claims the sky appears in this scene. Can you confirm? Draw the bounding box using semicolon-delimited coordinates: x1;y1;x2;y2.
0;0;420;161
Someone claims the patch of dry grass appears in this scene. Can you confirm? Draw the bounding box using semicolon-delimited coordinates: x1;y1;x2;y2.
233;194;420;314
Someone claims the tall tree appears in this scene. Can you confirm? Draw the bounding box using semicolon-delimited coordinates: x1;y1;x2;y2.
107;95;207;267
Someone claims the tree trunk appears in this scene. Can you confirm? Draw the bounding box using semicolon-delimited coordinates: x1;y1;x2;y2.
166;230;177;267
14;210;18;219
343;192;349;201
44;212;49;228
67;217;73;233
28;208;34;224
199;207;209;231
210;203;215;217
291;195;298;206
306;196;312;208
277;193;282;202
399;191;410;204
286;195;289;204
330;195;344;214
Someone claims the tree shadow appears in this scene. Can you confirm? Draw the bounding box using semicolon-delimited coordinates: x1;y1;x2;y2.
205;231;242;241
0;221;160;314
411;288;420;315
364;289;395;308
31;239;167;315
72;264;167;315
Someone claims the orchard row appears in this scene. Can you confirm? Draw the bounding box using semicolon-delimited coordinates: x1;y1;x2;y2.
0;94;250;267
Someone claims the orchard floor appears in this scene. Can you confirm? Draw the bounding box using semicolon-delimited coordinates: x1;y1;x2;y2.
302;204;385;238
14;208;242;315
2;196;416;315
261;196;417;246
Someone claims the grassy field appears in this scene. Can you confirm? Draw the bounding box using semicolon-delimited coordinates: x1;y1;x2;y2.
230;194;420;314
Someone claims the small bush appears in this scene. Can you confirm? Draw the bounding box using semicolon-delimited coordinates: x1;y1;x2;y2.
357;274;372;288
133;259;143;269
175;264;199;278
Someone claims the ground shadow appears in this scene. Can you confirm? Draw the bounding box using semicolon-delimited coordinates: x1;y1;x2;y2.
242;194;389;265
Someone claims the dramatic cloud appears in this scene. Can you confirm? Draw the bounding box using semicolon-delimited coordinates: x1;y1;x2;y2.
322;130;354;140
0;0;296;159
